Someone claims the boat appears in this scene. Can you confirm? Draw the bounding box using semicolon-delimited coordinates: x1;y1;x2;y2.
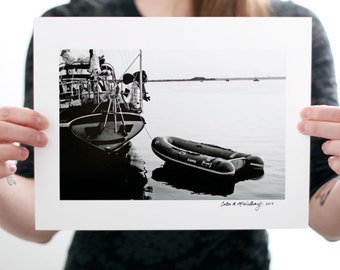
59;49;148;154
151;136;264;178
68;111;145;153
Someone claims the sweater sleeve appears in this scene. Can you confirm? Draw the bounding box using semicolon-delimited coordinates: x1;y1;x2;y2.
271;0;339;197
300;5;338;197
15;2;71;178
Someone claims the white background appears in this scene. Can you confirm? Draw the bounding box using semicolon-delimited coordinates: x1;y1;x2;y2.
0;1;339;269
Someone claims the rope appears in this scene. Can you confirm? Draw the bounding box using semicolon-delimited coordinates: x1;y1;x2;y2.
143;123;153;141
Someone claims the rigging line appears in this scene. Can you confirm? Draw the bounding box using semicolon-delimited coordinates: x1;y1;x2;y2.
120;50;131;75
143;123;153;141
116;95;128;129
103;97;113;128
90;79;120;114
117;52;141;81
91;94;105;113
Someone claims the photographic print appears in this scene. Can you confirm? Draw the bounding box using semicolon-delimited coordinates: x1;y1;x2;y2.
34;17;311;230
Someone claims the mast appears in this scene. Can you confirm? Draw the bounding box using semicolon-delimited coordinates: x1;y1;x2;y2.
139;49;143;112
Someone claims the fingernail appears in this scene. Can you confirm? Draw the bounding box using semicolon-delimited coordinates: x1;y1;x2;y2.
7;163;17;174
301;108;311;119
298;121;307;133
19;147;29;159
37;133;48;147
36;133;44;146
37;116;49;129
328;156;336;165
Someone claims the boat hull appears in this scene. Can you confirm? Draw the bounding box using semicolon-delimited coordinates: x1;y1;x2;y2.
59;113;147;200
65;112;145;153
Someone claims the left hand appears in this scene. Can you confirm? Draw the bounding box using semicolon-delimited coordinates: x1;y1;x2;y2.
298;105;340;174
0;106;49;179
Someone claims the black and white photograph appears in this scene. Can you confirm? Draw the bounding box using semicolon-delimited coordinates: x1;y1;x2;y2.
59;48;285;201
34;17;311;230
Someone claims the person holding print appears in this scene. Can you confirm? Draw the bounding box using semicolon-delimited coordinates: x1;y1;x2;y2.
1;0;340;269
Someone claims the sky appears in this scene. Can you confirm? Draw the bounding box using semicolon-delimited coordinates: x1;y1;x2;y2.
65;48;285;80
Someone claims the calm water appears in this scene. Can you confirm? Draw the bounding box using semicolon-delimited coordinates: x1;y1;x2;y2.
131;79;285;200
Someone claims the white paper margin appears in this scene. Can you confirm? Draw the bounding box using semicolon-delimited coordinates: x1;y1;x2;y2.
34;17;311;230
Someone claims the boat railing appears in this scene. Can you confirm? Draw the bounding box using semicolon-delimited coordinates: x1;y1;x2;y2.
59;53;145;115
59;70;120;110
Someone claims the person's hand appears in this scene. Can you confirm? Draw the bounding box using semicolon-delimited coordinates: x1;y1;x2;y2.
0;107;49;179
298;105;340;174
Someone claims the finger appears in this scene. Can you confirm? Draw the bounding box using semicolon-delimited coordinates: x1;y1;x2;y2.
0;121;48;147
327;156;340;175
0;106;49;130
300;106;340;122
322;140;340;156
297;120;340;140
0;144;29;162
0;162;17;180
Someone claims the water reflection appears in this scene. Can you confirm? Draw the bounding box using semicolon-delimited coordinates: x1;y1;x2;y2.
60;135;264;199
60;142;149;200
152;163;264;197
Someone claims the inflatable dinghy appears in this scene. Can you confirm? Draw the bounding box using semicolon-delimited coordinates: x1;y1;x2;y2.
151;136;264;177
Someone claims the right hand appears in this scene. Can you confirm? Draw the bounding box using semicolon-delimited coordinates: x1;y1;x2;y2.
298;105;340;175
0;106;49;179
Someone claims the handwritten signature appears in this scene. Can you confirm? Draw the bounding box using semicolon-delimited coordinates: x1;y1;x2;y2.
220;200;274;211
